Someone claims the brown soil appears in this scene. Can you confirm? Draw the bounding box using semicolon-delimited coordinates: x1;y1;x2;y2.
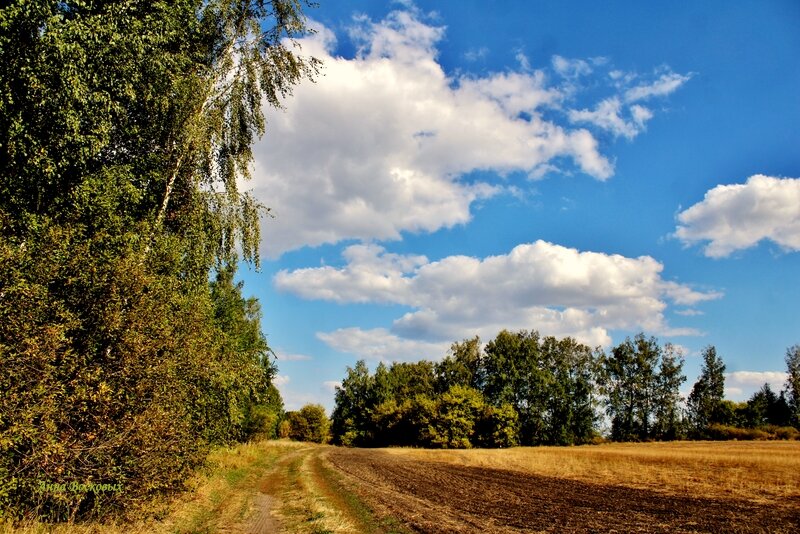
326;448;800;534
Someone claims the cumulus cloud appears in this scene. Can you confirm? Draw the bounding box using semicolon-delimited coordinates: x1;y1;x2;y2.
726;371;789;391
273;375;338;411
675;175;800;257
273;374;290;387
724;387;744;398
317;327;450;362
277;240;721;355
250;9;629;257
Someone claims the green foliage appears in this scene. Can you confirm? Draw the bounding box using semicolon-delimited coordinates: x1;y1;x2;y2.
715;400;749;428
742;384;791;428
686;346;727;437
286;405;330;444
0;0;315;521
329;333;795;449
1;0;319;270
475;403;519;448
599;334;661;441
483;330;597;445
785;344;800;428
385;361;437;400
1;225;205;520
652;343;686;440
540;336;598;445
243;384;285;440
0;221;285;520
370;398;417;447
424;386;485;449
331;361;374;447
435;337;482;393
330;331;598;449
483;330;547;444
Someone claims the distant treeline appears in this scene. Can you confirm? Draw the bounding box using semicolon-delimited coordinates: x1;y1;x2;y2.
331;331;800;448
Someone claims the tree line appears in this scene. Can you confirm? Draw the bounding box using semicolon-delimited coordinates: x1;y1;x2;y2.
1;0;317;522
331;331;800;448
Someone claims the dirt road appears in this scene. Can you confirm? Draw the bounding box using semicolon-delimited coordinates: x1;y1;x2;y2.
327;448;800;533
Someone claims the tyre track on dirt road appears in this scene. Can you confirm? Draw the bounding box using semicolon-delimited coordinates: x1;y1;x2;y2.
327;448;800;533
244;446;312;534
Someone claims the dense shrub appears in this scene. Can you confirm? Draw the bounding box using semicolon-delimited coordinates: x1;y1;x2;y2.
476;403;520;448
286;405;330;444
705;424;799;441
422;386;485;449
0;227;277;520
707;425;770;441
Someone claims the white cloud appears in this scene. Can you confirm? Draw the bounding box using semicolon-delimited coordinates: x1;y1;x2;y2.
250;9;623;257
568;68;688;139
726;371;789;397
675;175;800;258
277;240;721;353
273;375;338;411
552;55;593;78
317;327;450;362
664;343;691;357
569;98;653;139
273;374;290;387
322;380;342;393
464;46;489;62
630;105;654;127
624;71;691;102
275;243;427;304
724;387;744;398
274;351;313;361
675;309;704;317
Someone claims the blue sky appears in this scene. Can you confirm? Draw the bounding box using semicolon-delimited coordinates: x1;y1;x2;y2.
238;0;800;411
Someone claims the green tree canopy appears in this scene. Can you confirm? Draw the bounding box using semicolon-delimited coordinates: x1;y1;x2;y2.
0;0;317;521
286;404;330;444
599;334;687;442
686;346;727;437
785;344;800;428
1;0;319;277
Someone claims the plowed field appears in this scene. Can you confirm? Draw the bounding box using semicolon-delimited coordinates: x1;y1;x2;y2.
327;448;800;533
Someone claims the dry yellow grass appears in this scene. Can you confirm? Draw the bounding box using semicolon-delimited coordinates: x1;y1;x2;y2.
384;440;800;505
